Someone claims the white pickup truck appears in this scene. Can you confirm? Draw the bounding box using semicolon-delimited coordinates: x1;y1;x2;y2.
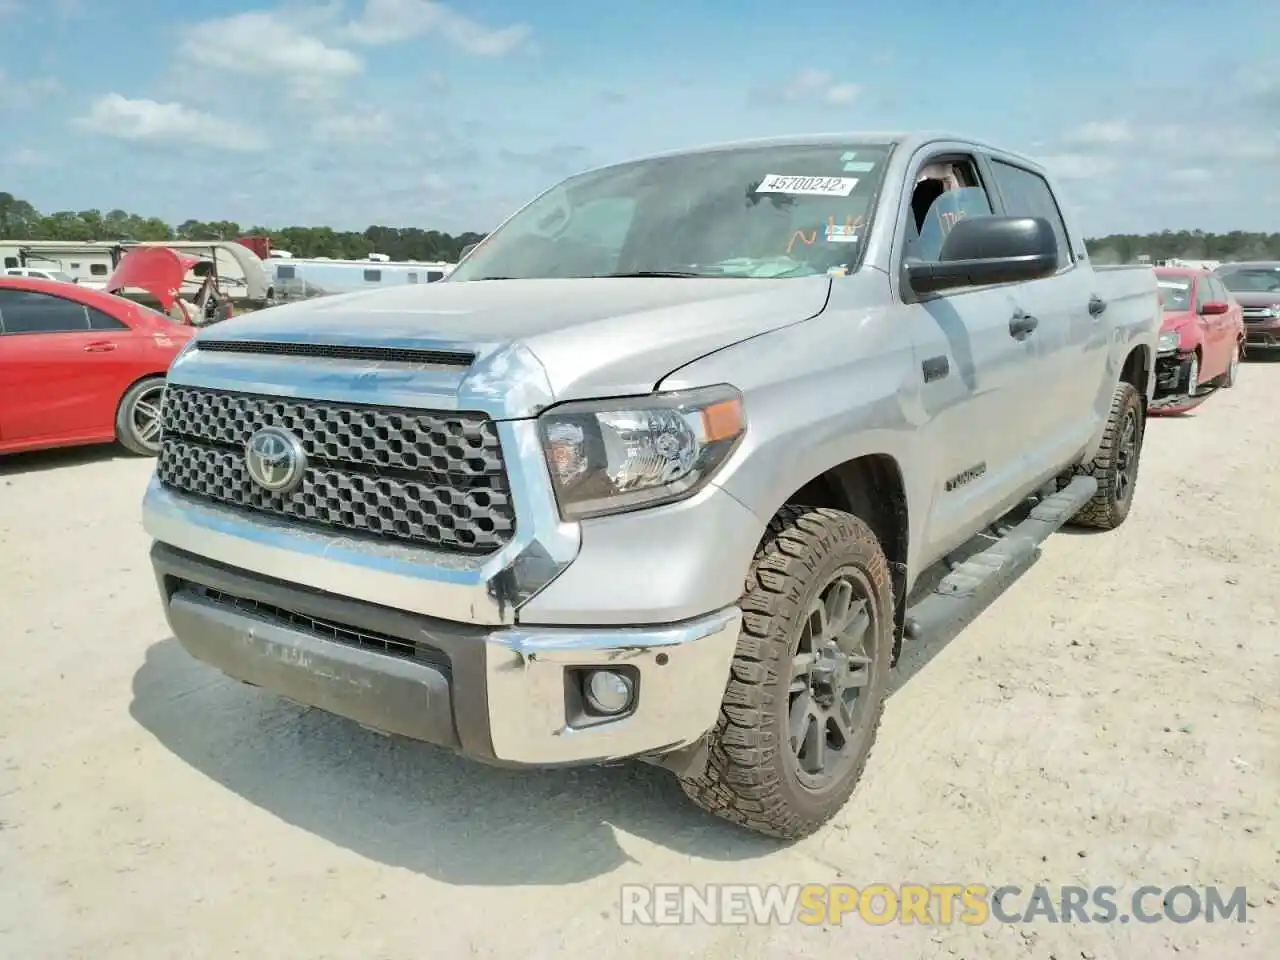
142;132;1161;838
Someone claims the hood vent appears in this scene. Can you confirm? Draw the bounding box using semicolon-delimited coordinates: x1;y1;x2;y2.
195;339;475;367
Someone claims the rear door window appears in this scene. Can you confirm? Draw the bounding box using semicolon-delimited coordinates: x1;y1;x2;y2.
0;289;91;334
987;160;1074;269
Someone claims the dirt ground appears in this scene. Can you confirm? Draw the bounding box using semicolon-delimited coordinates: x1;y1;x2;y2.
2;365;1277;960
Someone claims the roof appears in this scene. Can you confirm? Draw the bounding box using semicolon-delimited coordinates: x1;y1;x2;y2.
571;131;1048;180
0;274;139;311
1154;266;1207;277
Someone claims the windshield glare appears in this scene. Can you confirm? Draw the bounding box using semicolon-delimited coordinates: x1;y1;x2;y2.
1156;276;1192;311
449;142;893;281
1218;267;1280;293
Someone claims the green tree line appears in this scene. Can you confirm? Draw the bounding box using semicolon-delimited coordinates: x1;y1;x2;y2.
0;192;485;262
4;191;1280;264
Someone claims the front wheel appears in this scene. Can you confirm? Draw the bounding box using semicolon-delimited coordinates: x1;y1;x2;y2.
678;505;893;839
1222;343;1242;388
1067;380;1145;530
1185;351;1200;398
115;377;167;456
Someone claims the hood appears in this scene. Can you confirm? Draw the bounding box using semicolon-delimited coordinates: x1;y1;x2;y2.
1160;310;1196;333
198;276;832;402
106;247;201;311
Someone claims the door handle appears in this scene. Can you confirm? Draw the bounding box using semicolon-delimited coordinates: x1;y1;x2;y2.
1088;295;1107;317
84;341;117;352
1009;311;1038;339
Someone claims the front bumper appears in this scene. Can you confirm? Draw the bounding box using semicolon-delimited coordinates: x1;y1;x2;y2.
1244;317;1280;349
1152;349;1198;410
151;542;742;767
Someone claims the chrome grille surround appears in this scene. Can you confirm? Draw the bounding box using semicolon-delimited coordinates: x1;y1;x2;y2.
157;385;515;554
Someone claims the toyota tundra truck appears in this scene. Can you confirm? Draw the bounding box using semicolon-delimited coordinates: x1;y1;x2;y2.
142;133;1161;839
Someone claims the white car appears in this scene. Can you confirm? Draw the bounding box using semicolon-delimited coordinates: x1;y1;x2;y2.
4;267;78;283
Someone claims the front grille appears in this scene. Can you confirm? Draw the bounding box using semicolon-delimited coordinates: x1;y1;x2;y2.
157;385;516;554
1242;306;1275;323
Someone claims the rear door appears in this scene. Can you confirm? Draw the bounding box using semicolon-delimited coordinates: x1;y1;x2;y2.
984;157;1104;475
0;289;132;446
1212;275;1244;364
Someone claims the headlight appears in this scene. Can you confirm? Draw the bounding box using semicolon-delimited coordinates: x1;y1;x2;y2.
1157;330;1180;352
538;384;746;521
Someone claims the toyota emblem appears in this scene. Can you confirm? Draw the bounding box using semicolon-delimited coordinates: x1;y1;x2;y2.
244;426;306;494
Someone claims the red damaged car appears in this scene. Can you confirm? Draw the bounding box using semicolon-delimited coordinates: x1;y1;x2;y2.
1151;267;1245;414
0;274;194;457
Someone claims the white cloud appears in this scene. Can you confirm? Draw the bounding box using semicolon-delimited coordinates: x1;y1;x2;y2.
1038;153;1116;180
344;0;530;56
0;69;61;106
73;94;267;151
177;11;362;96
2;148;46;166
312;110;392;143
1065;120;1134;146
776;69;862;107
1168;167;1213;184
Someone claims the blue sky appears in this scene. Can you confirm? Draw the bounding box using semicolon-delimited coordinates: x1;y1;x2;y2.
2;0;1278;236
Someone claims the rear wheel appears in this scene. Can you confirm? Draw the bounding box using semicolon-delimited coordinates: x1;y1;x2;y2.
677;505;893;840
1066;381;1144;531
115;377;166;456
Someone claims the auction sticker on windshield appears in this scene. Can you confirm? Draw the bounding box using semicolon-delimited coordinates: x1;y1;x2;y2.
756;174;859;197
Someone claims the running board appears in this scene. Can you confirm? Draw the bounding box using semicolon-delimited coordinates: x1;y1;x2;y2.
902;474;1098;646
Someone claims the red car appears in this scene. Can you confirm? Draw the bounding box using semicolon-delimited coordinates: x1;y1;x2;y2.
0;276;195;457
1151;267;1245;413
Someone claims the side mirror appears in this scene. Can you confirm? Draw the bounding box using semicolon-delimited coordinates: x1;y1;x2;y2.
459;242;478;259
904;216;1059;296
1200;301;1229;315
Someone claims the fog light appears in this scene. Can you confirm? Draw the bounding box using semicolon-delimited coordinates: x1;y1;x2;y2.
584;670;634;715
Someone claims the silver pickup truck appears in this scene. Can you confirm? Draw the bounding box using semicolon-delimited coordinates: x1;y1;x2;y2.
142;133;1161;839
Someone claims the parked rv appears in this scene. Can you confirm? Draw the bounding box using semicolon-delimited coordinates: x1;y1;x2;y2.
0;241;116;286
266;257;452;301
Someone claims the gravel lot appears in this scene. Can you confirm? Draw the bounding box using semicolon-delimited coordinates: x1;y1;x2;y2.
2;364;1278;959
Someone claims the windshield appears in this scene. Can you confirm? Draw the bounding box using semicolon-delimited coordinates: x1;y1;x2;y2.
1155;275;1192;311
449;142;893;281
49;271;73;282
1218;266;1280;293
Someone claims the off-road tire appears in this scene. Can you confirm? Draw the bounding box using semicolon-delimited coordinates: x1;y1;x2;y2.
677;505;894;840
115;377;167;457
1066;380;1144;530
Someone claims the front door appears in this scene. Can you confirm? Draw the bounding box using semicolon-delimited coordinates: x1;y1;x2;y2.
897;150;1045;563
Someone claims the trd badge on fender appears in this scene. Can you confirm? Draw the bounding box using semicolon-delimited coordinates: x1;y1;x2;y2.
244;426;307;494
